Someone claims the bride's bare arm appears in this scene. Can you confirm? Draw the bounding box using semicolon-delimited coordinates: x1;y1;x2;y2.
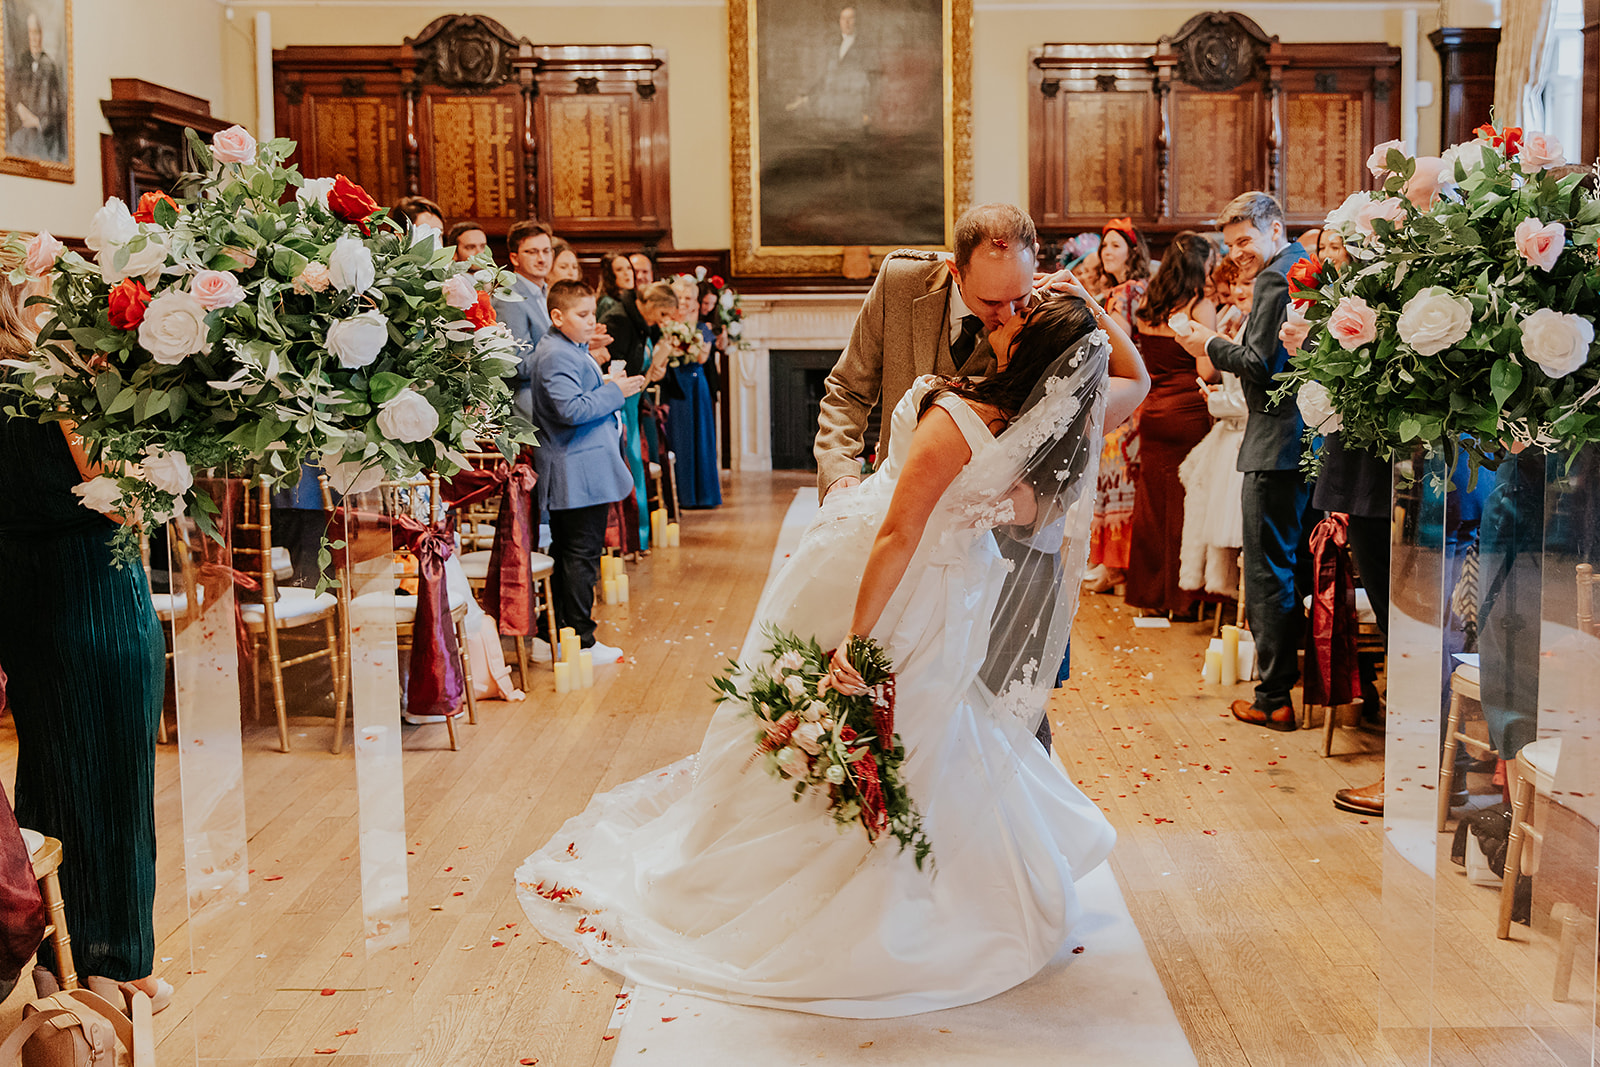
1036;270;1150;429
846;406;971;642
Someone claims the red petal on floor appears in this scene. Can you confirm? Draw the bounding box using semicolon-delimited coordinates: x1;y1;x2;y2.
320;988;337;996
602;1034;615;1040
662;1017;677;1022
262;875;283;882
314;1049;337;1055
520;1059;539;1065
336;1028;358;1036
1203;829;1217;835
1072;945;1086;954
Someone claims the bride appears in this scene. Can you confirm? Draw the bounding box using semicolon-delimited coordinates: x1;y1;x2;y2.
515;275;1149;1018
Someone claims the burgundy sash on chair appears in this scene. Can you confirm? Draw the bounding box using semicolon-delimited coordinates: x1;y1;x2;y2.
441;459;539;636
330;506;466;719
1303;513;1362;708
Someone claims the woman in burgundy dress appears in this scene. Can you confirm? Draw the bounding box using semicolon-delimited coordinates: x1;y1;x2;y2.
1125;232;1219;618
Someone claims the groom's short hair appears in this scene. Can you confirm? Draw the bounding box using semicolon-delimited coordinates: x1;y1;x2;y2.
954;204;1037;270
1216;191;1284;232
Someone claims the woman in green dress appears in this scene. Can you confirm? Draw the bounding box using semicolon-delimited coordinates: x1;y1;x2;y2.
0;266;168;1009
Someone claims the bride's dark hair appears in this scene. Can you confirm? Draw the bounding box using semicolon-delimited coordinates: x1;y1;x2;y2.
919;295;1097;424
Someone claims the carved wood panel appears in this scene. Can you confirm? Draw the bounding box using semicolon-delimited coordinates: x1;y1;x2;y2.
1169;90;1258;219
309;96;405;209
1064;94;1150;217
422;93;521;222
1284;93;1364;217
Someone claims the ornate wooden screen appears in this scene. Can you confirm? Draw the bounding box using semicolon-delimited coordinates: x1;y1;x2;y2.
273;15;671;252
1029;12;1400;242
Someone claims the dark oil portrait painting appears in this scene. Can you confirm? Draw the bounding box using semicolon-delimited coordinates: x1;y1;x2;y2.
1;0;72;181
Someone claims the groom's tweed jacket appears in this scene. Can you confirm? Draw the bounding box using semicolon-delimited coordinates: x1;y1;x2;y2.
814;250;995;498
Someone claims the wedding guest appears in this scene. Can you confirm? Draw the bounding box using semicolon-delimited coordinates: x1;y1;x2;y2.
449;221;489;263
600;280;676;551
550;238;583;284
0;262;170;1010
527;279;647;664
658;277;722;509
629;252;656;288
1176;191;1310;732
597;252;635;320
392;194;444;236
1124;231;1217;619
1297;228;1323;260
496;219;555;422
1317;229;1350;271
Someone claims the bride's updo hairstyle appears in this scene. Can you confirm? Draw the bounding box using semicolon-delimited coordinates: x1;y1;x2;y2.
920;295;1097;425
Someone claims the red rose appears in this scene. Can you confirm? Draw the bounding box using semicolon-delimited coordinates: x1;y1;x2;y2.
1286;255;1324;302
709;275;725;288
132;190;180;224
1473;123;1524;157
107;278;153;330
327;174;381;231
464;290;496;330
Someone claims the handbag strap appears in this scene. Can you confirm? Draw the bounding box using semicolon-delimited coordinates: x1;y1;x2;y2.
126;989;153;1067
56;990;135;1055
0;1006;82;1063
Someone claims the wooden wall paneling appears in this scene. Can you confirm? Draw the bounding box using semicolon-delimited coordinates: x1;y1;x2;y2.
100;78;234;205
1583;0;1599;165
274;46;412;211
1165;86;1263;221
1277;43;1401;226
417;87;527;242
1429;28;1501;150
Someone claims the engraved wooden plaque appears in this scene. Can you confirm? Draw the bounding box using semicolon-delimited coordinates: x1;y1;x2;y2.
1284;94;1364;217
427;94;520;221
547;95;636;222
310;96;404;209
1064;94;1148;217
1170;91;1254;219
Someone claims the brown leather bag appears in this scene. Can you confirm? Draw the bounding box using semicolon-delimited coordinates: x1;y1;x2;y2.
0;988;152;1067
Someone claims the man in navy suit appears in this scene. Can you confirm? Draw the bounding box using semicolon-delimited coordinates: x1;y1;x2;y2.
1178;191;1312;731
528;280;648;664
495;219;556;423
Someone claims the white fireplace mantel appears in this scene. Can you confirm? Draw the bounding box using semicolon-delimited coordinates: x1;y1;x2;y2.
730;292;868;472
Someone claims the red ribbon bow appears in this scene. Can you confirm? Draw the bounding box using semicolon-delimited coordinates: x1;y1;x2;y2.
1303;513;1362;707
440;459;539;636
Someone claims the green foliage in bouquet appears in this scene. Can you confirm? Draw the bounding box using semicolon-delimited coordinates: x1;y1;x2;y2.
712;627;932;870
1278;126;1600;476
0;124;533;555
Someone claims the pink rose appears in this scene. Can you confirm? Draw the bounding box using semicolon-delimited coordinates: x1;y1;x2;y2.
1366;139;1405;178
1514;217;1566;272
1403;156;1452;209
190;269;247;310
1328;295;1378;351
1354;197;1407;235
24;231;62;276
441;273;479;310
211;125;257;165
292;263;332;294
1519;132;1564;172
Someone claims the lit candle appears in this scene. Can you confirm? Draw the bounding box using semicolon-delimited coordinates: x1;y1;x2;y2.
561;634;581;664
1202;647;1222;685
666;522;680;547
554;661;573;693
603;579;618;605
1221;625;1240;686
578;649;595;688
615;574;629;604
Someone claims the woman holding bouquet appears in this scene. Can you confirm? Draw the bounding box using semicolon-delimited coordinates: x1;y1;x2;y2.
656;276;721;508
517;240;1150;1018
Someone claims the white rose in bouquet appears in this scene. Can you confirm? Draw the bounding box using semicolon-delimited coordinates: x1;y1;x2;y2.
720;289;735;310
376;388;440;443
139;447;194;496
1396;287;1473;356
792;721;826;755
801;699;829;722
441;273;479;310
328;235;375;293
326;310;390;369
297;177;335;209
775;745;812;779
84;198;138;253
1520;308;1594;378
1366;138;1406;178
138;289;212;364
71;475;123;514
1322;191;1370;240
1296;380;1343;434
784;674;808;699
774;649;805;674
322;452;384;496
98;235;168;286
1441;139;1492;177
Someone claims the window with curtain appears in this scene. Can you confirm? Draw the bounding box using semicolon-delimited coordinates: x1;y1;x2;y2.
1533;0;1585;150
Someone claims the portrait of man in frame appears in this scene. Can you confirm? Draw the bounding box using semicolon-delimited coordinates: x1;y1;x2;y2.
1;0;73;181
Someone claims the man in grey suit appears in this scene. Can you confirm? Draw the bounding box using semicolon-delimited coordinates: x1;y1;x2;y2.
1177;191;1311;731
495;219;555;423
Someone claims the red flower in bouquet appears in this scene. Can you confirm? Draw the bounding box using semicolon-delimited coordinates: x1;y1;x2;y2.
1287;255;1325;304
464;290;496;330
107;278;153;330
132;191;180;224
327;174;381;231
709;275;725;288
1474;123;1524;158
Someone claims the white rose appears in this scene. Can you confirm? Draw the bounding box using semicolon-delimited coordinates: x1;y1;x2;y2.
1323;191;1370;238
774;649;805;673
441;273;479;311
410;223;441;249
783;674;808;699
375;388;440;443
1366;138;1406;177
720;290;735;310
326;310;390;369
775;745;812;779
139;448;194;495
297;177;335;209
98;235;168;286
792;721;826;755
824;763;847;785
728;321;743;339
1395;287;1473;356
1296;381;1342;434
138;289;211;364
1520;308;1594;378
327;235;375;293
321;453;384;496
1442;140;1492;177
84;198;137;254
801;699;828;722
71;475;123;515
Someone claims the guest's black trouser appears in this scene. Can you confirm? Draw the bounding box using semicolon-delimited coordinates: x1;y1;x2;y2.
547;502;610;647
1242;469;1312;709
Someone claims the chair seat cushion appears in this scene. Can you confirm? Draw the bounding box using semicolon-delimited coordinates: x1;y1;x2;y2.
1453;663;1480;687
239;588;338;626
459;549;555;582
351;582;468;623
19;828;43;857
1522;737;1562;795
271;546;293;581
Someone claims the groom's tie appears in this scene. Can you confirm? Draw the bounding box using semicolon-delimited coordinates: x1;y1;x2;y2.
949;314;983;372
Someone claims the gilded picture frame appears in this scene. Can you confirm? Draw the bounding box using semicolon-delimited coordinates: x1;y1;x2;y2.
730;0;971;276
0;0;73;182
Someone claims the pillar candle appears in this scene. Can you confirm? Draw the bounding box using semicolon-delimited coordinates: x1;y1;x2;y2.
559;626;576;643
666;522;681;547
603;579;618;605
1220;625;1240;686
1202;648;1222;685
599;555;612;582
554;661;573;694
578;649;595;688
615;574;630;604
651;508;668;548
561;634;582;664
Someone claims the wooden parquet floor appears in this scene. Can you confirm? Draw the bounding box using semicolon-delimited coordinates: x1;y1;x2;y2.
0;471;1589;1065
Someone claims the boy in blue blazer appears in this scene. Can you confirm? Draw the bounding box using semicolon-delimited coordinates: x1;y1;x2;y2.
528;280;648;664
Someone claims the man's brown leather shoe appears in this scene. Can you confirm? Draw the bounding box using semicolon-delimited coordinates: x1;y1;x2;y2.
1333;777;1384;815
1230;699;1297;732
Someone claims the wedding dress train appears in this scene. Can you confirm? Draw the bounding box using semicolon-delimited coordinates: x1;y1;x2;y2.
516;359;1115;1018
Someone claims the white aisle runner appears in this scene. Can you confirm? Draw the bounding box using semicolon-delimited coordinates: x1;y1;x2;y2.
616;490;1197;1065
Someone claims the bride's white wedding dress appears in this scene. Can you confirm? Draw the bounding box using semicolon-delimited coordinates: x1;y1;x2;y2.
515;371;1115;1019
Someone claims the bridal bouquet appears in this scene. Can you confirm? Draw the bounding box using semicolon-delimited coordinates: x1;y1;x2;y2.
1280;124;1600;474
712;628;932;869
695;268;750;351
1;124;529;554
655;318;709;368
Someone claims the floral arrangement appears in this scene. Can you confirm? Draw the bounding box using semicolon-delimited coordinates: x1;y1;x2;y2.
1;124;529;551
1280;123;1600;474
693;266;751;351
711;627;932;870
656;317;710;369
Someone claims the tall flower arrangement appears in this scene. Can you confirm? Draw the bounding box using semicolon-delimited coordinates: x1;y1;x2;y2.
2;125;530;551
1281;125;1600;473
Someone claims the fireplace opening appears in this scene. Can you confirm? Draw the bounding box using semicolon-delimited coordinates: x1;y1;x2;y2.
769;349;881;471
